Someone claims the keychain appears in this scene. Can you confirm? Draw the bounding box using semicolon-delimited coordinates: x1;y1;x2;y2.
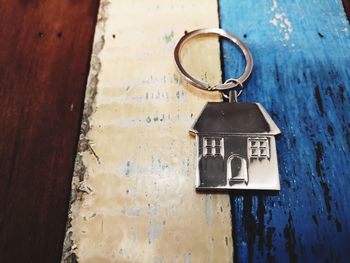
174;28;281;190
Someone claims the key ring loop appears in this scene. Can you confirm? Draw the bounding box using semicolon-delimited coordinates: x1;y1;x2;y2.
174;28;253;91
222;78;244;101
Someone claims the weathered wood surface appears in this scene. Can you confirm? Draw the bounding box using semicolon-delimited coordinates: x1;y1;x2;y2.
220;0;350;262
0;0;99;262
63;1;233;262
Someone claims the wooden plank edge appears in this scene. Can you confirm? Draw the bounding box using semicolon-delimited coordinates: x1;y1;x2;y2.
61;1;108;262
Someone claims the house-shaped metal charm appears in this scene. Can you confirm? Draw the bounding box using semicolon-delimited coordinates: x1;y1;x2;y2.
190;102;281;190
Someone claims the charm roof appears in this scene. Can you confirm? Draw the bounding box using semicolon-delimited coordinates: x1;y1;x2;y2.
190;102;281;135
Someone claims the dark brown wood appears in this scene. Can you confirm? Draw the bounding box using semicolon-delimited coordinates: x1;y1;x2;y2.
343;0;350;21
0;1;99;262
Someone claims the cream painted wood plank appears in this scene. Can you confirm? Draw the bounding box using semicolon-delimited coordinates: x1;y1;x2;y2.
63;1;233;262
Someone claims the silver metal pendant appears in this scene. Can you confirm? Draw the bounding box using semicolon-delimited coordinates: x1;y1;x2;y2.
174;28;281;191
190;102;281;190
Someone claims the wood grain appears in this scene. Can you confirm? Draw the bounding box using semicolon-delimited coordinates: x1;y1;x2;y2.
0;1;99;262
64;1;233;262
219;0;350;262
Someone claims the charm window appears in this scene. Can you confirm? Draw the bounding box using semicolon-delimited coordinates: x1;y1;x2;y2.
248;137;270;159
203;137;224;157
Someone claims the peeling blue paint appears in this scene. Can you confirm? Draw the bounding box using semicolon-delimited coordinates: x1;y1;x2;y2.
220;0;350;262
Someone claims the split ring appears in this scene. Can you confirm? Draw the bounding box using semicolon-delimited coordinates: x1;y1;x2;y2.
174;28;253;91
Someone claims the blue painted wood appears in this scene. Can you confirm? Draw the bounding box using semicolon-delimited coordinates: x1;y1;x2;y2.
219;0;350;262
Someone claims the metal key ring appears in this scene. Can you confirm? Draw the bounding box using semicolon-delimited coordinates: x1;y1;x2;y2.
174;28;253;91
